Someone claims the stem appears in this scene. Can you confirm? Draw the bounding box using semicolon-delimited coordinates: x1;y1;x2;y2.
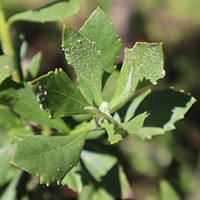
85;106;121;128
0;4;23;82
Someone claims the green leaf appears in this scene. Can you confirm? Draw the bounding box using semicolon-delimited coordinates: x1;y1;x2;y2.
102;122;128;144
0;171;22;200
0;144;19;186
102;70;119;102
81;150;117;181
11;133;86;185
100;163;134;199
79;183;114;200
0;55;15;83
122;112;146;134
110;42;165;111
80;7;121;73
32;68;90;118
61;163;83;192
0;105;31;136
7;0;81;26
26;52;42;80
126;88;196;139
160;180;181;200
62;26;103;105
0;78;69;133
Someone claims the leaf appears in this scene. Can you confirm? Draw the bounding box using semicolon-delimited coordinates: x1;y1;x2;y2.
0;55;15;83
110;42;165;111
81;150;117;181
160;180;181;200
102;122;128;144
122;112;146;134
102;70;119;102
0;144;19;186
11;133;86;185
62;26;103;105
80;7;122;73
61;164;83;192
0;171;22;200
0;78;69;133
0;105;31;136
79;183;114;200
26;52;42;80
7;0;81;26
100;163;134;199
126;88;196;139
31;68;90;118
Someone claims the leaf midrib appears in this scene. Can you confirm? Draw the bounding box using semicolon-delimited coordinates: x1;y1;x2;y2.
19;133;85;160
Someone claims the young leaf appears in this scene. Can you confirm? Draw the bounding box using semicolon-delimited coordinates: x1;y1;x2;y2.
0;55;15;83
126;88;196;139
102;122;128;144
80;7;122;73
110;42;165;111
122;112;146;134
11;132;86;185
7;0;81;26
31;68;90;118
0;78;69;133
62;26;103;105
81;150;117;181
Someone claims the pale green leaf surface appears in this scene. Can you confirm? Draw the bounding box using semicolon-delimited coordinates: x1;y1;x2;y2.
0;171;22;200
0;55;15;83
160;180;181;200
80;7;121;73
81;150;117;181
122;112;146;134
26;52;42;80
61;164;83;192
0;78;69;133
32;68;90;118
11;133;86;185
126;89;196;139
89;188;114;200
0;105;32;136
102;70;119;102
102;122;128;144
79;184;114;200
110;42;165;111
79;163;133;199
62;26;103;105
7;0;81;26
0;144;19;186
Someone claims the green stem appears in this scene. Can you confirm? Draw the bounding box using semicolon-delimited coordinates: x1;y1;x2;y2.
0;4;23;82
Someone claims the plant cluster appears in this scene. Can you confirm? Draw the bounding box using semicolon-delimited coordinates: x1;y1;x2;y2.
0;1;196;199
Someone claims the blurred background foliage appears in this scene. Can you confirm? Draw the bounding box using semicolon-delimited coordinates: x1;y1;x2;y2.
1;0;200;199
